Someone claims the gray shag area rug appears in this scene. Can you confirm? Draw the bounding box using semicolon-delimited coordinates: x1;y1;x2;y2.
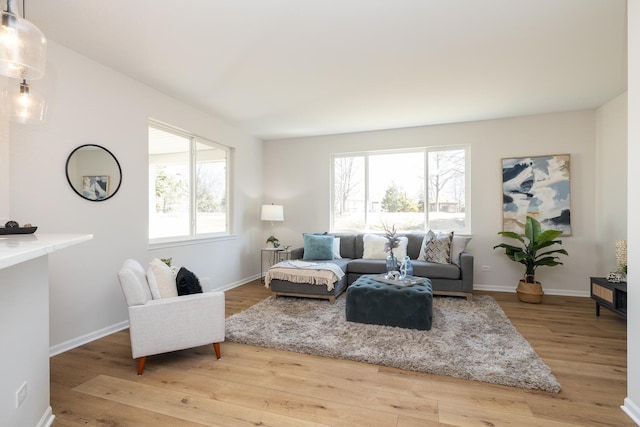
225;295;561;393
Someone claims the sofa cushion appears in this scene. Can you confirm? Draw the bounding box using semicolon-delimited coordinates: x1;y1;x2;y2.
303;234;335;260
362;234;388;259
418;230;453;264
404;233;426;259
176;267;203;295
331;233;357;259
346;258;388;275
411;260;460;279
451;235;472;266
333;237;342;259
147;258;178;299
362;234;408;259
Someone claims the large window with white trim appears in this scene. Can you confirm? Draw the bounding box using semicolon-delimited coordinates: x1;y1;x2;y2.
148;122;231;241
332;146;469;233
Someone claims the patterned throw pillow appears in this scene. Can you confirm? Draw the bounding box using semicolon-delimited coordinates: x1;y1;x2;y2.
418;230;453;264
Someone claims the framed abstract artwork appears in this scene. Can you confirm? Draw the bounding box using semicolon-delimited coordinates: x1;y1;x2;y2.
501;154;571;236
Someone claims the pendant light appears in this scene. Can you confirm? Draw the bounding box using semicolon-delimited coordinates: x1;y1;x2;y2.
0;0;47;80
0;0;47;123
0;78;46;123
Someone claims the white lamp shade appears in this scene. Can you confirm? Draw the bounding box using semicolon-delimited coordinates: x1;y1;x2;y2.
0;2;47;80
261;204;284;222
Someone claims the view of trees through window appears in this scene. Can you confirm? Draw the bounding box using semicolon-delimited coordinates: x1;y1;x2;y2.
149;124;229;240
333;147;467;233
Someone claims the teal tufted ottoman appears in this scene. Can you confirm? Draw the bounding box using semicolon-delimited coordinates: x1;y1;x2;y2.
346;275;433;330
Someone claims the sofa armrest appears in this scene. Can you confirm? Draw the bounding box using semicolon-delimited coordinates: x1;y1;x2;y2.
459;252;474;294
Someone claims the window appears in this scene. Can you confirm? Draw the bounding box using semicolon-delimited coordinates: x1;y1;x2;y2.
332;146;468;233
148;122;231;241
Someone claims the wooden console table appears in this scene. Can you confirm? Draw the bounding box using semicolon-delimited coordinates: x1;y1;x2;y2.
590;277;627;318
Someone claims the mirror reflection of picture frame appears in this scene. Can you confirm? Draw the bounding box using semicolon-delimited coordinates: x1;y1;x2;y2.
65;144;122;202
82;175;110;200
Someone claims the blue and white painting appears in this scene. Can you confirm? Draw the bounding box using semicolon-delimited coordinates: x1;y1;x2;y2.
502;154;571;235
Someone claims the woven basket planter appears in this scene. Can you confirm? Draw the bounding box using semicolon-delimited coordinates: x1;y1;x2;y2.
516;280;544;304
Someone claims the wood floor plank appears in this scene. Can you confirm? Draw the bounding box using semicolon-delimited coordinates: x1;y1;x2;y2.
48;281;631;427
189;359;441;422
524;394;637;427
438;401;582;427
139;365;416;424
74;375;331;427
51;381;210;427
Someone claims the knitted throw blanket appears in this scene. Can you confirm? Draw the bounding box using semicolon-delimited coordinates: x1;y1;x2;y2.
265;260;345;291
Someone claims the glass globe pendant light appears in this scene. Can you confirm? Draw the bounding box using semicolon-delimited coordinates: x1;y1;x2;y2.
0;78;46;123
0;0;47;80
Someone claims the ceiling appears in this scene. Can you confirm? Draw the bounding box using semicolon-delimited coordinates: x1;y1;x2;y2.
27;0;627;140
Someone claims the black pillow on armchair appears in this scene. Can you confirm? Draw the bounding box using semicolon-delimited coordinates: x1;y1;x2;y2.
176;267;203;296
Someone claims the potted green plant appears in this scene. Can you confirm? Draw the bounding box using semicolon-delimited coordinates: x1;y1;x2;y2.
383;223;400;273
493;216;568;303
266;235;280;248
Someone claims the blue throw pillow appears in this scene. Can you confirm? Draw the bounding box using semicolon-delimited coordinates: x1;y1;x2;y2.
303;234;335;260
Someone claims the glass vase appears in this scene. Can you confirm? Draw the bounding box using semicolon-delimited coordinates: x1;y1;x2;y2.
386;253;398;274
400;255;413;279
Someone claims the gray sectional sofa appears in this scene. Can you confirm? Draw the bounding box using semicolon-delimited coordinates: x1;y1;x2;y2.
268;233;473;303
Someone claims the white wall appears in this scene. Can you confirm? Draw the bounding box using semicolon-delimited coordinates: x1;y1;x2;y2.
264;111;597;295
8;41;264;351
0;80;9;220
624;1;640;424
595;93;628;275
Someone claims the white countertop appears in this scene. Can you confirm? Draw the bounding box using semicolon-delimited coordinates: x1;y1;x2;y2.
0;233;93;269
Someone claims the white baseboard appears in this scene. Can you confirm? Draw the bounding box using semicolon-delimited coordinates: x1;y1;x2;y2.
622;398;640;426
49;320;129;357
37;406;55;427
473;284;590;298
48;276;260;356
214;274;261;292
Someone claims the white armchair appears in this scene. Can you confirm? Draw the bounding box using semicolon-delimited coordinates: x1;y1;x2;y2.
117;259;225;375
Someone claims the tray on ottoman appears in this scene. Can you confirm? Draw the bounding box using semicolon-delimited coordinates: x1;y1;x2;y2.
370;274;425;287
346;274;433;330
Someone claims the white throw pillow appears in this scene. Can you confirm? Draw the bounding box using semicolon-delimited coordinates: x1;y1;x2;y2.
393;236;408;259
148;258;178;299
418;231;453;264
362;234;388;259
450;235;472;266
333;237;342;259
363;234;408;259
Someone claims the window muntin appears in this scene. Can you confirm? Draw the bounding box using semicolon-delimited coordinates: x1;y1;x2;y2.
149;123;230;241
332;147;468;233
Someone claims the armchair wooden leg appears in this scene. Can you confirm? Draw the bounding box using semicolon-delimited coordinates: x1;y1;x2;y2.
137;356;147;375
213;342;221;359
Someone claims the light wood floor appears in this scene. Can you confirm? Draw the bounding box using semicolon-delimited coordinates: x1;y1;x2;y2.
50;280;632;426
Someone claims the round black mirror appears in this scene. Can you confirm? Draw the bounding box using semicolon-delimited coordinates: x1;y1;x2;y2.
65;144;122;201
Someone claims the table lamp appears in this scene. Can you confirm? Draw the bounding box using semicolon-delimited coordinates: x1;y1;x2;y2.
261;204;284;247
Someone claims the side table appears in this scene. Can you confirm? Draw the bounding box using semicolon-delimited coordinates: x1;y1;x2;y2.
261;248;283;284
590;277;627;318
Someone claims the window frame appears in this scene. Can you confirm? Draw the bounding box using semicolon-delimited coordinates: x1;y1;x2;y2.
148;120;233;245
330;145;470;234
